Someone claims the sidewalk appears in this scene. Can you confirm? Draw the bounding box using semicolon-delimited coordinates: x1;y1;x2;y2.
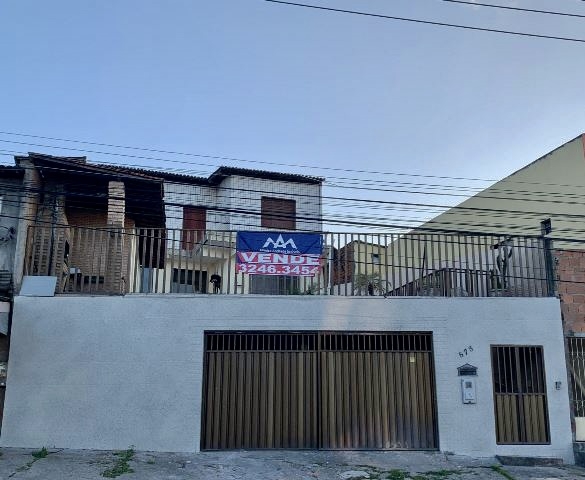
0;448;584;480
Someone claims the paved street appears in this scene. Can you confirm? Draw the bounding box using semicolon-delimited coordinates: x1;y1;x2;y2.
0;448;584;480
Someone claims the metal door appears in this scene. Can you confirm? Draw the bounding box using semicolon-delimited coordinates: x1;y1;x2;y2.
201;332;319;449
491;345;550;444
201;331;438;450
319;332;437;449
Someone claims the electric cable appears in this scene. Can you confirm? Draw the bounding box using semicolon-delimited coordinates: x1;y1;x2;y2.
264;0;585;43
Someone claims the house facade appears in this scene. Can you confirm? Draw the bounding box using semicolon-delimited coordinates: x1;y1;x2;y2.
145;166;323;295
0;152;576;463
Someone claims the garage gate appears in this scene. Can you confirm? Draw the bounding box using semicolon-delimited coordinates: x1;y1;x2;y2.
201;331;438;450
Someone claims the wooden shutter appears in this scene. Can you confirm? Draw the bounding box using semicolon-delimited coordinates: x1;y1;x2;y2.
261;197;296;230
182;206;206;250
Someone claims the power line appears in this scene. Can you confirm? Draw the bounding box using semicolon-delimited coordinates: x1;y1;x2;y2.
5;159;585;227
0;132;497;183
7;160;585;220
5;146;585;209
438;0;585;18
6;167;585;238
264;0;585;43
2;131;585;191
5;148;585;209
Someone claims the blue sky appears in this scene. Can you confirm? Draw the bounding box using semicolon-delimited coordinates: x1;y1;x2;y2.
1;0;584;229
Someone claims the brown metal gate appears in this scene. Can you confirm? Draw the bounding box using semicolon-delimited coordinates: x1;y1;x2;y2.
491;345;550;444
201;331;438;450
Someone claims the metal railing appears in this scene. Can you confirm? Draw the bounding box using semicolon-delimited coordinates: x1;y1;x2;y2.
568;337;585;424
24;225;554;297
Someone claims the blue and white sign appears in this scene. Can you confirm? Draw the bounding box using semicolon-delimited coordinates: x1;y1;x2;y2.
236;232;323;276
236;232;322;256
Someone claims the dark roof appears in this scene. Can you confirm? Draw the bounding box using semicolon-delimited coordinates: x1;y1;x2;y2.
20;153;165;183
16;153;324;186
208;166;323;185
0;165;25;179
17;153;166;228
93;164;324;186
95;165;210;185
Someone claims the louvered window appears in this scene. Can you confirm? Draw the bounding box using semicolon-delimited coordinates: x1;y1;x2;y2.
261;197;296;230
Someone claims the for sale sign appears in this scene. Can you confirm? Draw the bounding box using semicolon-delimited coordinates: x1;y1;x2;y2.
236;232;323;276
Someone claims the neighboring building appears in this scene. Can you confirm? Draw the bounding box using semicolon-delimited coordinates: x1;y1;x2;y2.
0;165;24;426
412;133;585;331
0;152;576;463
332;239;391;295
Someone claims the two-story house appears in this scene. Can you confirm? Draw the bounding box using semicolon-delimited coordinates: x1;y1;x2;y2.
0;151;575;464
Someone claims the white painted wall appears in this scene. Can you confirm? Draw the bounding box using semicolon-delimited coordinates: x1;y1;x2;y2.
0;296;573;462
163;176;322;232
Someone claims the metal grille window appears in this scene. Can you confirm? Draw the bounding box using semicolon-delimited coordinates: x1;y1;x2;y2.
249;274;299;295
171;268;207;293
491;345;550;444
567;337;585;418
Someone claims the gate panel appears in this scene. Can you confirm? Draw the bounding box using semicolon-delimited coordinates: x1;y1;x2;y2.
202;331;438;450
201;333;319;450
491;345;550;444
318;333;438;449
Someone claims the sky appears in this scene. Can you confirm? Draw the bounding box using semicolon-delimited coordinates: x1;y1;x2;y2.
1;0;585;231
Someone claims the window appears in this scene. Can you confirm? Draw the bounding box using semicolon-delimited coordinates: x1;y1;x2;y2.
261;197;296;230
249;275;299;295
182;206;206;250
371;253;380;265
171;268;208;293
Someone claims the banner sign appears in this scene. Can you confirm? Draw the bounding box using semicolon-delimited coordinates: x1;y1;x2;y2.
236;232;323;276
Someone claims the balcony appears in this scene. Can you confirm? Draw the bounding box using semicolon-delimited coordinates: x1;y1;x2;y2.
23;226;554;297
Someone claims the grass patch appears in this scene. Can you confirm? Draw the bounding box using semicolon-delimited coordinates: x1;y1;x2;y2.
101;448;135;478
31;447;49;459
386;470;407;480
424;470;462;478
491;465;516;480
8;448;52;478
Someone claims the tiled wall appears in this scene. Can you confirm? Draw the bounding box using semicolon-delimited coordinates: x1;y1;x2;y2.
163;177;322;232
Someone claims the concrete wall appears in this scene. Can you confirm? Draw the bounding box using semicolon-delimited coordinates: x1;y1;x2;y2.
0;296;573;462
419;135;585;243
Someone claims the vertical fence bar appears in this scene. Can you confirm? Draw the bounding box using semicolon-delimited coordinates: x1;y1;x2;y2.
516;237;525;297
199;230;204;293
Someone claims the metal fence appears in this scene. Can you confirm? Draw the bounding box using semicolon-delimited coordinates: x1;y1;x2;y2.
568;337;585;422
24;225;554;297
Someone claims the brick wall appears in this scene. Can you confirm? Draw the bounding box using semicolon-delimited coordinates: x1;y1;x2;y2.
555;249;585;333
